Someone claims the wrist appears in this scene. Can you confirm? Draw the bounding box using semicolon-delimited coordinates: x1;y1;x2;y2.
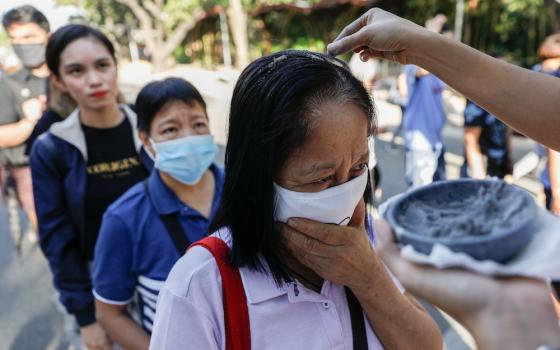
377;245;413;284
407;29;439;67
350;274;377;298
350;252;402;298
20;118;36;128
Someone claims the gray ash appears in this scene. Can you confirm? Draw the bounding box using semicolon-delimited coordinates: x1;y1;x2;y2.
397;182;528;238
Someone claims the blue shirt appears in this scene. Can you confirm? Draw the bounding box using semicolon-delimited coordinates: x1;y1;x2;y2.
92;165;224;333
403;65;446;150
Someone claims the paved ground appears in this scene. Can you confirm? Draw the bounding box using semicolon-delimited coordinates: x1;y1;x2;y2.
0;73;542;349
0;205;67;349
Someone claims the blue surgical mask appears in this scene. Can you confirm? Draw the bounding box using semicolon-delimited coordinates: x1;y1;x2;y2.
151;134;218;185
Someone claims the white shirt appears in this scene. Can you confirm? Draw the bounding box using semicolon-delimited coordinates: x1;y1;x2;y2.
150;229;403;349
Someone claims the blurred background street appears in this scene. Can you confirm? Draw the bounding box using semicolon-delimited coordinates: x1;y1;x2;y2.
1;0;558;348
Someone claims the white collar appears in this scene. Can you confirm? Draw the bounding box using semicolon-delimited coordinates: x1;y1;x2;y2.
49;104;142;160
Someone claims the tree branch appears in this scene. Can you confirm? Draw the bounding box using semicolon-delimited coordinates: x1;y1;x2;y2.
142;0;161;20
159;8;207;58
143;0;164;42
114;0;157;51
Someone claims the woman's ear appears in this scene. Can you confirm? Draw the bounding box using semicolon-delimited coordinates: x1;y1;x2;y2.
138;129;155;158
50;74;68;93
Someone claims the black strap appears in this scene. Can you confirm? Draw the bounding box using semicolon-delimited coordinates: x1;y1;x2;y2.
143;180;190;255
345;286;368;350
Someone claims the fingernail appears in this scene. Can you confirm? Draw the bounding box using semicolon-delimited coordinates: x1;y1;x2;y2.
360;51;369;62
326;43;338;55
287;218;300;228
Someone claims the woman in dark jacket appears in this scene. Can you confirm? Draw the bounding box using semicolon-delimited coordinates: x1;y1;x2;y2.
30;24;152;349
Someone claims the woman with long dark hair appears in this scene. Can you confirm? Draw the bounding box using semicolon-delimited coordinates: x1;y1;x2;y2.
30;24;152;349
150;50;441;349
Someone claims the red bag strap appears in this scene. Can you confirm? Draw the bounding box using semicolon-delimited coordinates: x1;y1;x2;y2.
189;237;251;350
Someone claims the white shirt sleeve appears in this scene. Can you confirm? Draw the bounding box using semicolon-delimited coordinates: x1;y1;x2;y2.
149;246;226;350
149;287;220;349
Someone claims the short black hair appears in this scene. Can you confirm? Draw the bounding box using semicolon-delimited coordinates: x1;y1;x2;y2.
135;77;208;134
2;5;50;33
46;24;116;77
211;50;376;285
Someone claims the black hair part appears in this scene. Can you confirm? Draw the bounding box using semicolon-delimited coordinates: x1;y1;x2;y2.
134;77;208;134
210;50;376;285
46;24;116;77
2;5;50;32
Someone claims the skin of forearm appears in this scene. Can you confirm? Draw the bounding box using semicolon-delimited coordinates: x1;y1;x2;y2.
352;255;443;350
95;302;150;350
388;261;484;328
548;150;560;197
411;32;560;151
390;259;560;350
473;281;560;350
465;131;485;179
0;119;35;147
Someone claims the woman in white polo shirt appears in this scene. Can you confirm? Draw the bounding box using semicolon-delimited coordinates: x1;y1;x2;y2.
150;50;442;349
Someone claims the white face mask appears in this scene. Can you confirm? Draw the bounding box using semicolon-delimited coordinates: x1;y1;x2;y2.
274;170;368;226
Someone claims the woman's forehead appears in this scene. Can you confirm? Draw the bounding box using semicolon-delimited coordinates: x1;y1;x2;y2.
306;101;369;140
287;101;369;164
61;37;111;65
154;100;206;123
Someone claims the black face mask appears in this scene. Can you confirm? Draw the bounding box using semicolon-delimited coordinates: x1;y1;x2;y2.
12;43;46;69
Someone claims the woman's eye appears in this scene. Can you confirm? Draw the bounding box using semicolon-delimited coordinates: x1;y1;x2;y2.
69;68;82;75
194;122;208;129
97;61;111;70
313;175;333;185
162;127;177;135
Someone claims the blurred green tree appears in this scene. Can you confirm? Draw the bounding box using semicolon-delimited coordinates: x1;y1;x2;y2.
59;0;559;69
60;0;226;71
404;0;558;66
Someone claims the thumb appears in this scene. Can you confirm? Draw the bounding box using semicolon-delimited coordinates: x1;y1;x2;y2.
327;27;369;56
348;199;366;229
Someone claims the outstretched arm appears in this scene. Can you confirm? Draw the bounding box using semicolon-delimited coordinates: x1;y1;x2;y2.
327;8;560;151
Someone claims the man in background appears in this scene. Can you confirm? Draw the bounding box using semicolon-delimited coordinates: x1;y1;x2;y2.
462;100;512;180
0;5;50;243
401;15;448;188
